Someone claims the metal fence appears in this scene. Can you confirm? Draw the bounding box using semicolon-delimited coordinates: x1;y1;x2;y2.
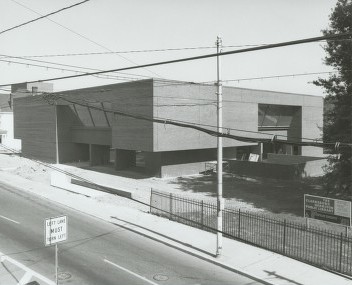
150;190;352;276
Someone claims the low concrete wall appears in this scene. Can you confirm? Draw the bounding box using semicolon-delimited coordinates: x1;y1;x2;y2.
71;179;131;198
50;165;132;198
228;156;327;180
266;153;326;165
160;162;208;177
148;147;236;177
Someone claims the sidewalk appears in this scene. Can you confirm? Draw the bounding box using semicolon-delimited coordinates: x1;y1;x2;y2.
0;167;351;285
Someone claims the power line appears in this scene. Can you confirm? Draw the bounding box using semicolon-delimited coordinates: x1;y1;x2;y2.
8;0;162;79
0;0;90;36
152;70;340;88
0;54;173;83
2;56;336;90
10;45;237;58
7;39;352;59
217;71;339;84
2;55;337;88
0;58;147;82
42;94;351;148
1;31;351;88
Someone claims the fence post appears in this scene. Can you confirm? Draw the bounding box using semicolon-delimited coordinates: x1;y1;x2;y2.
238;209;241;238
283;219;287;254
339;232;343;272
149;188;153;213
201;200;204;229
170;193;173;220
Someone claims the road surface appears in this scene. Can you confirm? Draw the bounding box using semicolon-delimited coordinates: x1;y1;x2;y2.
0;181;263;285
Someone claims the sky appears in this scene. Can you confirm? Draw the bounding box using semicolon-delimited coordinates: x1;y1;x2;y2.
0;0;339;96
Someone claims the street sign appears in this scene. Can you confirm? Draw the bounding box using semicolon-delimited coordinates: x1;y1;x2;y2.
304;194;351;226
44;215;67;246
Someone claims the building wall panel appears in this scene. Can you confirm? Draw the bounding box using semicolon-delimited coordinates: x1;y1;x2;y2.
14;97;56;161
153;82;323;155
111;80;153;151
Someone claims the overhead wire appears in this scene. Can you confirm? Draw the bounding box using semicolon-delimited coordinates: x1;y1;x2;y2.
41;93;351;148
0;58;146;82
7;38;352;59
0;54;161;81
8;0;162;79
67;95;318;142
151;71;341;88
204;71;340;85
0;55;187;84
0;0;90;36
1;31;351;88
1;56;340;90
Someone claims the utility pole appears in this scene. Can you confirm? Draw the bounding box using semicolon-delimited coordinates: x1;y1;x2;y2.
216;36;224;257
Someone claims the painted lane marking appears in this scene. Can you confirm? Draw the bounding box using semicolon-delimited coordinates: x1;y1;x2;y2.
0;250;55;285
0;215;20;224
18;271;32;285
103;259;159;285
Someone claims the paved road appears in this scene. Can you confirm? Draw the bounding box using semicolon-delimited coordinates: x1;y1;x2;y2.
0;182;263;285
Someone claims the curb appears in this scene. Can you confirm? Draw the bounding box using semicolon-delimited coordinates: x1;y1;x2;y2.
109;216;275;285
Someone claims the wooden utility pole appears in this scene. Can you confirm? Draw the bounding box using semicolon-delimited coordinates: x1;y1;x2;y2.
216;36;224;257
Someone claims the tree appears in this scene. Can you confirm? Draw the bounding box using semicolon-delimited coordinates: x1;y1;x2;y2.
314;0;352;199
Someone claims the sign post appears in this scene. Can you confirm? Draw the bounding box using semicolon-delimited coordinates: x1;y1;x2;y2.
304;195;351;230
45;215;67;285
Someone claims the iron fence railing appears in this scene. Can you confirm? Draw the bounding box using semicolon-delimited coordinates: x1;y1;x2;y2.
150;190;352;276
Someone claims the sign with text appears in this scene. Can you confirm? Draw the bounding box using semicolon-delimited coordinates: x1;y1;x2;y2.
248;153;259;162
304;194;351;226
44;215;67;246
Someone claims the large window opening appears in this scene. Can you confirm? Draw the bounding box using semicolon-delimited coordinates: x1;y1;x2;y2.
258;104;302;156
258;104;298;130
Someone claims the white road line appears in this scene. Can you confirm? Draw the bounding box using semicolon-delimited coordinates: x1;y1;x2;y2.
0;215;20;224
103;259;159;285
18;271;32;285
0;251;55;285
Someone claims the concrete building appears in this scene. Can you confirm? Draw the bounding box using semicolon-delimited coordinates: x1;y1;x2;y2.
0;93;14;149
13;79;324;177
1;83;54;152
0;82;54;151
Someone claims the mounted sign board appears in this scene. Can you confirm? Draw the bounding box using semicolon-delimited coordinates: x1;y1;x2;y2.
248;153;259;162
304;194;351;226
44;215;67;246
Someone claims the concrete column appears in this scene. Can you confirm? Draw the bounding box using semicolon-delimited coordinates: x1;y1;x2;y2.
259;142;263;161
144;152;161;176
114;149;136;170
90;144;110;166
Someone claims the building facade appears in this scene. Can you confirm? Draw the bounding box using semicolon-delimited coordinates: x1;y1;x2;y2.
0;82;54;151
13;79;324;177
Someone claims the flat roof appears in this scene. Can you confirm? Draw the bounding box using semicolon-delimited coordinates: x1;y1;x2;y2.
48;78;322;99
